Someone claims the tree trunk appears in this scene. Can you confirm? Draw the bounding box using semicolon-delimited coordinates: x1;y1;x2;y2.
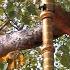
42;18;54;70
40;0;54;70
0;4;70;57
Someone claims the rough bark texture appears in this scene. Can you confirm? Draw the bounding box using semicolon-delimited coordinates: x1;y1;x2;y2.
0;5;70;57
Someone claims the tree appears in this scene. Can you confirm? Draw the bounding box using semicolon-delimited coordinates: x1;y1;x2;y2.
0;0;70;69
0;3;70;57
40;0;55;70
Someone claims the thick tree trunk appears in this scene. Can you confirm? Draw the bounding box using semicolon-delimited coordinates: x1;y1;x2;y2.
0;5;70;57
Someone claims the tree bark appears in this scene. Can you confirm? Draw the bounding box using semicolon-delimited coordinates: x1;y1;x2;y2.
0;5;70;57
40;0;55;70
42;18;54;70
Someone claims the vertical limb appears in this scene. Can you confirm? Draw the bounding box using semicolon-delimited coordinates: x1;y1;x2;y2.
40;0;55;70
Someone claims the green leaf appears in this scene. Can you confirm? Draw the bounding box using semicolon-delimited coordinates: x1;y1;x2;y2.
26;4;38;15
60;54;70;68
21;15;31;25
21;10;31;25
0;7;4;15
6;2;15;18
7;2;14;12
8;11;15;18
0;0;3;4
0;20;4;25
59;45;69;54
0;63;7;70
